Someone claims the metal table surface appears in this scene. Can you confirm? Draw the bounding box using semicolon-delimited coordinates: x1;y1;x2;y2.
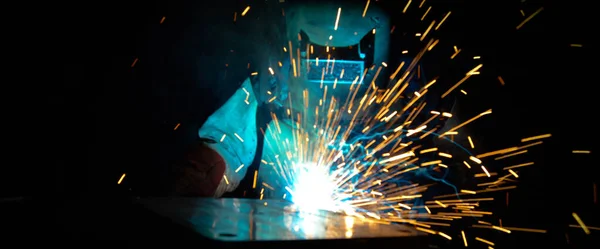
139;197;424;241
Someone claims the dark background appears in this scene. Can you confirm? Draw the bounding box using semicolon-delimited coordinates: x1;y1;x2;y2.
3;0;596;246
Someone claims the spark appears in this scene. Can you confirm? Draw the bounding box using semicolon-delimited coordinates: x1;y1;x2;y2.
362;0;370;17
241;6;251;17
572;213;591;234
334;8;341;30
520;133;551;142
403;0;412;13
516;7;544;30
572;150;590;154
131;58;138;67
117;173;126;184
498;76;506;85
475;237;494;246
223;175;230;185
508;169;519;178
435;11;451;30
467;136;475;148
421;6;432;21
252;170;258;188
235;164;245;173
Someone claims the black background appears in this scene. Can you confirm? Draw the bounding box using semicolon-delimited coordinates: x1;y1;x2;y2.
2;0;596;246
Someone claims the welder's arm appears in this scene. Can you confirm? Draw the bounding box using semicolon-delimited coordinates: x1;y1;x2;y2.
172;78;259;197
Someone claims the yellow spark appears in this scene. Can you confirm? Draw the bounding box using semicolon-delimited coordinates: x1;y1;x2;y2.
334;8;342;30
435;200;448;208
475;237;494;246
441;64;483;98
362;0;371;17
460;89;467;95
160;16;166;24
419;20;435;40
223;175;230;185
572;213;591;234
428;39;439;50
174;123;180;130
461;230;468;246
438;152;452;158
570;44;583;47
403;0;412;13
252;170;258;188
572;150;591;154
492;226;511;233
416;227;436;234
420;148;438;154
117;173;126;184
508;169;519;178
516;7;544;30
220;134;226;142
421;6;432;21
503;162;534;170
435;11;451;30
521;134;551;142
467;136;475;148
438;232;452;240
241;6;251;17
451;48;461;59
461;189;476;194
469;156;482;164
398;203;411;209
463;161;471;168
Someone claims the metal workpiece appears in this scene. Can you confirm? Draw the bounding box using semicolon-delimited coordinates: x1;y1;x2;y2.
140;197;423;241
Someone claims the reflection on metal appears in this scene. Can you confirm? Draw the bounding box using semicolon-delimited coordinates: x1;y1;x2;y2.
140;198;422;241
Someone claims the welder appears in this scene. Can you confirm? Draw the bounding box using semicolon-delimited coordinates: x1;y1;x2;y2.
165;0;288;197
169;0;394;198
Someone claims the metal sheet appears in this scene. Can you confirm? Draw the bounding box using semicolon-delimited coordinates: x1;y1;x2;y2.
140;198;423;241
